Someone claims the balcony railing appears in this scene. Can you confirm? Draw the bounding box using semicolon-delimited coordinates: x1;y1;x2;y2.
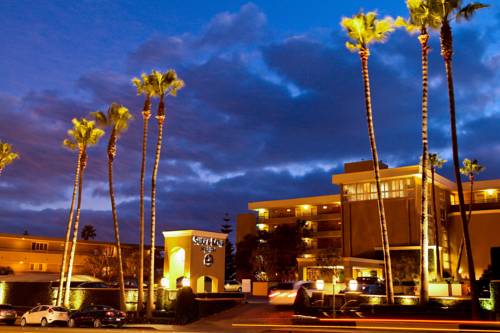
449;201;500;213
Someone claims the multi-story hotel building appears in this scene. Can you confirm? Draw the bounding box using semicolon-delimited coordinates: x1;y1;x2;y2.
237;160;500;284
0;233;139;277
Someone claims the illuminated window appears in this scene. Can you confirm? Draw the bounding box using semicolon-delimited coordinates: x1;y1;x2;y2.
344;178;413;202
29;263;47;272
31;242;48;251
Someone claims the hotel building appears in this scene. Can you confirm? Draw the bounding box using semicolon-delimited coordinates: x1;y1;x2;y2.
237;160;500;285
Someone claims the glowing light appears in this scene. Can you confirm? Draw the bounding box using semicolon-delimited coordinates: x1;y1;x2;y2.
316;280;325;291
19;261;23;264
182;277;190;287
301;205;310;210
485;189;497;196
286;208;291;212
0;282;5;304
348;279;358;291
256;223;268;231
160;277;169;288
322;205;328;209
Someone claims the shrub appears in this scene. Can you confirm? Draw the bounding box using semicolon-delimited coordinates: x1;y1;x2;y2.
294;286;311;315
175;287;198;324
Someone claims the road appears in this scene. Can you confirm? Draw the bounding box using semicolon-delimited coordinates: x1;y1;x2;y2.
1;300;498;333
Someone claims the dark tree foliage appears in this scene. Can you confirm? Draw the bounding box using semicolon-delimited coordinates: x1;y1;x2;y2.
220;213;236;280
235;234;259;280
81;224;97;240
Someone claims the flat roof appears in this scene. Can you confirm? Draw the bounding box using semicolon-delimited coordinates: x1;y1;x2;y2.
0;232;140;248
163;229;228;239
248;194;341;210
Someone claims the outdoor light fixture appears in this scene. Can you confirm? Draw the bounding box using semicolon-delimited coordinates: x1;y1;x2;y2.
316;279;325;291
160;277;169;288
182;277;190;287
485;189;497;196
323;205;328;209
286;208;291;212
348;279;358;292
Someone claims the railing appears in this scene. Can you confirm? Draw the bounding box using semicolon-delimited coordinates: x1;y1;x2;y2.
449;201;500;213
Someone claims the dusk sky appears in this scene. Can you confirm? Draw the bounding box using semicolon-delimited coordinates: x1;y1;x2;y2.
0;1;498;243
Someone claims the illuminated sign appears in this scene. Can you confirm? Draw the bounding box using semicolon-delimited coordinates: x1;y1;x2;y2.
192;236;224;267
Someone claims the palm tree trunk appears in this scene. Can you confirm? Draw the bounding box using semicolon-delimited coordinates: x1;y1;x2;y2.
456;176;474;277
441;20;479;319
359;48;394;304
432;168;442;281
418;31;430;304
108;130;127;312
138;98;151;316
56;150;82;306
64;148;87;308
147;95;165;319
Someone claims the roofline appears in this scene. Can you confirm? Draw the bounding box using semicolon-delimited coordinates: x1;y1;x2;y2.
0;232;140;248
162;230;228;239
248;194;341;210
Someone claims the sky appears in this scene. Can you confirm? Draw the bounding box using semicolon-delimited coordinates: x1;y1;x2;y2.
0;1;498;244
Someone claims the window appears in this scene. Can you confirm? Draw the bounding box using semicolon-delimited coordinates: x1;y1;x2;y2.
29;263;47;272
31;242;48;251
344;178;414;202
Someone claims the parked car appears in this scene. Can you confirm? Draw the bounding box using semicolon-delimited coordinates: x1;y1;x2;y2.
224;280;242;292
0;304;17;325
269;281;317;306
68;305;126;328
341;276;385;295
20;305;69;327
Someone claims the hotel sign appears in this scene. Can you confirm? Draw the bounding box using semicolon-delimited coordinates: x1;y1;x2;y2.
192;236;225;267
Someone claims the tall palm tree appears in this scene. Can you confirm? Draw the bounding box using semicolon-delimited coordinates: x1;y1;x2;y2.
341;12;395;304
146;69;184;319
81;224;97;240
0;141;19;176
456;159;485;278
434;0;488;318
396;0;441;305
63;118;104;308
92;103;133;312
429;153;446;280
132;73;157;315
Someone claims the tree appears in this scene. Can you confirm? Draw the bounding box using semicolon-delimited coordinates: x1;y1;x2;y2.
435;0;489;318
341;12;396;304
81;225;97;240
221;213;235;280
429;153;446;280
92;103;133;312
62;118;104;308
235;234;259;280
456;159;485;278
0;141;19;176
132;73;157;315
147;69;184;319
396;0;442;305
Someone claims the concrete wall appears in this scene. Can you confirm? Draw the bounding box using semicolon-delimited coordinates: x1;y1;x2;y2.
236;213;257;245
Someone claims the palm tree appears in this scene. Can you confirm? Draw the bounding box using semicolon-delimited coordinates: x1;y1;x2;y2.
0;141;19;176
456;159;485;278
341;12;395;304
92;103;133;312
434;0;488;318
396;0;441;305
63;118;104;308
147;69;184;318
429;153;446;281
81;224;97;240
132;73;157;315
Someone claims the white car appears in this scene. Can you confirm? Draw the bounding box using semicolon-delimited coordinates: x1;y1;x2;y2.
224;280;242;292
268;281;316;306
20;305;69;327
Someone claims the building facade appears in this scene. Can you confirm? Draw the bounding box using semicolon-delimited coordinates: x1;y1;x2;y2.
237;161;500;285
0;233;139;278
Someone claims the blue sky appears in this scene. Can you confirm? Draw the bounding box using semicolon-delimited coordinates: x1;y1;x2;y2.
0;1;498;243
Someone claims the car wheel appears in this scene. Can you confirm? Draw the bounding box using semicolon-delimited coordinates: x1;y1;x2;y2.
41;317;48;327
93;318;102;328
20;318;27;327
68;318;76;328
238;287;242;292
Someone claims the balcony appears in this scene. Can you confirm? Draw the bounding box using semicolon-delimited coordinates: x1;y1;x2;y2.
311;230;341;238
449;201;500;213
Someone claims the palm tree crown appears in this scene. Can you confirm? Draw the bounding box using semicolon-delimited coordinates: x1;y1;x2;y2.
132;73;157;99
91;103;132;136
429;153;447;169
0;141;19;172
460;158;485;179
150;70;185;110
434;0;488;21
341;12;394;53
63;118;105;151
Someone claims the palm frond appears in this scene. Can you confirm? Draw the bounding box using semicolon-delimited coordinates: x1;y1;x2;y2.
457;2;489;20
341;12;395;52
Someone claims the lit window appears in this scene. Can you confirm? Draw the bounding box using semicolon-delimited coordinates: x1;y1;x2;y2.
31;242;48;251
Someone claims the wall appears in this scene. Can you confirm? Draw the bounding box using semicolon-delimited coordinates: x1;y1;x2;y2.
236;213;257;245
